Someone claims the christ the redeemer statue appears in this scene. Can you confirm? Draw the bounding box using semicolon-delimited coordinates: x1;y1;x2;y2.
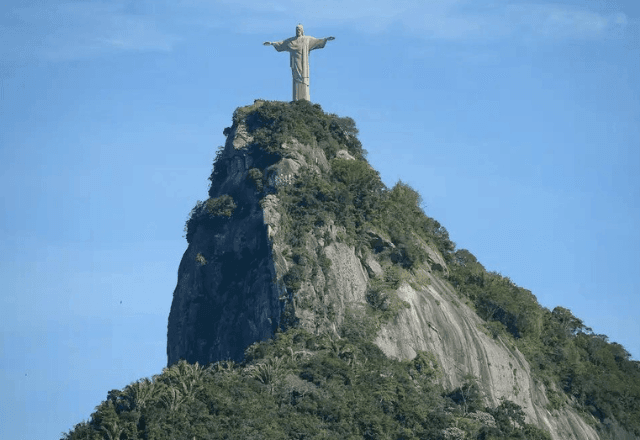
264;24;335;102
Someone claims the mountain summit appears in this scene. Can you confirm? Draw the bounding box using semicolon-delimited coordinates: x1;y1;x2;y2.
63;100;639;439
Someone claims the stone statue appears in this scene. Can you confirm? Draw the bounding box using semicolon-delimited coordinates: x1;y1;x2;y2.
264;24;335;101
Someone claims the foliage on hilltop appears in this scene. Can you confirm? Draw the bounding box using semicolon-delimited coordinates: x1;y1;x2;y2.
235;99;365;160
185;100;455;271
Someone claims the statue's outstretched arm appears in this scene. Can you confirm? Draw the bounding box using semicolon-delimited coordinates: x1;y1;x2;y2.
263;41;272;46
326;36;335;41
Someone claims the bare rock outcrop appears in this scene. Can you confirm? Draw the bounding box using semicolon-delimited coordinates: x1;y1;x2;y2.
375;272;600;440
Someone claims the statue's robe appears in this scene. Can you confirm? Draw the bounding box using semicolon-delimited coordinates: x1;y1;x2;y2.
271;35;329;101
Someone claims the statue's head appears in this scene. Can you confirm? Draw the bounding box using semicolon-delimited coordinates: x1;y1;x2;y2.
296;24;304;37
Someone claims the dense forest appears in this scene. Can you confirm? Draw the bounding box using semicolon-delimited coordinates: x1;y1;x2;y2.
62;329;554;439
63;100;639;439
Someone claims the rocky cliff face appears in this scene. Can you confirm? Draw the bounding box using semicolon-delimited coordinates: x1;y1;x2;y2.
167;100;606;440
375;276;601;440
167;111;284;365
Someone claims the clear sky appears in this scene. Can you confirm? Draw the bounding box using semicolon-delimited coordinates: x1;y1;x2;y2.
1;0;638;438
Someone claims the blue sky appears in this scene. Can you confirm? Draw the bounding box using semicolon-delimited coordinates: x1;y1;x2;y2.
1;0;638;437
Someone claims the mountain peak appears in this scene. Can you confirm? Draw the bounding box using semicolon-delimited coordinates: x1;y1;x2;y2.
163;101;637;440
62;101;639;439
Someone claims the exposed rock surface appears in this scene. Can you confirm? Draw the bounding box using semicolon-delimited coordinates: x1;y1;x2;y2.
167;101;612;440
375;275;600;440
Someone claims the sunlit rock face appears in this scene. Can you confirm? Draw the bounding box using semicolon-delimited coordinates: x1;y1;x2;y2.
167;101;606;440
375;271;601;440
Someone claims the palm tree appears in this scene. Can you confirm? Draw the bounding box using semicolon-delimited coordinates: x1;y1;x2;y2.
160;386;185;412
208;359;237;374
96;402;123;440
248;356;286;394
124;377;157;411
99;419;122;440
154;359;208;412
166;360;206;402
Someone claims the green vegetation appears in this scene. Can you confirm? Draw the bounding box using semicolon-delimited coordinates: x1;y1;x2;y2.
186;100;455;262
62;328;550;440
267;123;454;327
247;168;264;192
366;265;411;322
237;99;365;160
205;195;237;217
447;249;640;437
273;151;453;282
195;253;207;266
183;195;237;243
